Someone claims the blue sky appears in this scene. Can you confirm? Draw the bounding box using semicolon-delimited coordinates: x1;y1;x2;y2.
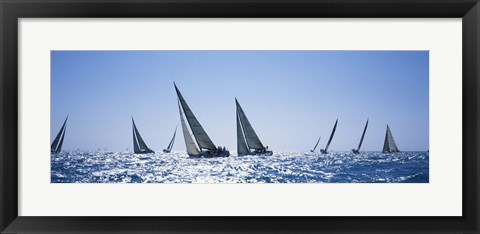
51;51;429;152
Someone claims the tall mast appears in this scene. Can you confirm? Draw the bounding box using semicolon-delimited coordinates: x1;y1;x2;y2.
235;98;264;150
178;100;201;155
132;117;154;153
383;125;399;153
166;126;177;151
324;119;338;151
132;118;140;153
356;119;369;151
312;136;321;152
51;115;68;153
174;83;216;151
236;110;249;155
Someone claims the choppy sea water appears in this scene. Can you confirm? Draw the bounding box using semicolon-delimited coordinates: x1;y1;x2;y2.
51;151;428;183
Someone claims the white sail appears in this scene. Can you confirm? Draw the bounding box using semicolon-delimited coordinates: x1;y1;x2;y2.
132;118;154;154
237;112;249;155
133;121;149;150
236;99;264;150
132;124;140;153
166;127;177;151
178;101;200;155
383;125;399;153
175;84;216;151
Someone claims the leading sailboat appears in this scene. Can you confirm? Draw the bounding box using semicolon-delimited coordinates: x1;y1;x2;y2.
163;126;177;153
236;98;273;156
51;115;68;154
132;117;154;154
382;125;400;153
352;119;368;154
175;83;230;158
320;119;338;154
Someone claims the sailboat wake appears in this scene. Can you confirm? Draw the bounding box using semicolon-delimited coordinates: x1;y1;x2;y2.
51;151;429;183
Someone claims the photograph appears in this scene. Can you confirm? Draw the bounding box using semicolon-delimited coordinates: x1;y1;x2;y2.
50;50;429;183
3;0;477;232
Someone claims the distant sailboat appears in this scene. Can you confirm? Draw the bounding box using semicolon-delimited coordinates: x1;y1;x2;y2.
132;117;154;154
175;83;230;158
163;126;177;153
51;115;68;154
352;119;369;154
236;98;273;156
382;125;400;153
320;119;338;154
310;136;321;153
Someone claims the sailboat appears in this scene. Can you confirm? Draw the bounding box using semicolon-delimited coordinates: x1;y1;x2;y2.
132;117;154;154
51;115;68;154
352;119;369;154
175;83;230;158
163;126;177;153
236;98;273;156
382;125;400;153
310;136;321;153
320;119;338;154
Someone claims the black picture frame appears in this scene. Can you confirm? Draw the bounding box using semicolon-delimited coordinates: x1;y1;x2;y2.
1;0;479;233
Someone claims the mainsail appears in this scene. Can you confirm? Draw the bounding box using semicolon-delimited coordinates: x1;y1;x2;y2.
165;126;177;152
132;118;154;154
236;112;249;155
355;119;369;151
51;115;68;154
311;136;321;152
236;98;264;150
175;84;216;151
178;103;201;155
383;125;399;153
324;119;338;151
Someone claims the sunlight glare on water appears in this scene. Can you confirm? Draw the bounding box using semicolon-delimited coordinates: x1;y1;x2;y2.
51;151;429;183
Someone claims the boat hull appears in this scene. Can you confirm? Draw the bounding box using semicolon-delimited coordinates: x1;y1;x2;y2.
352;149;360;154
320;149;328;154
263;151;273;156
163;149;171;153
134;149;154;154
189;149;230;158
238;150;273;156
382;150;400;153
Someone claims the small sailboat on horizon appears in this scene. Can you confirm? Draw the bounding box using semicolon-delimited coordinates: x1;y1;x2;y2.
352;119;369;154
132;117;154;154
51;115;68;154
382;125;400;153
310;136;321;153
175;83;230;158
320;119;338;154
163;126;177;153
236;98;273;156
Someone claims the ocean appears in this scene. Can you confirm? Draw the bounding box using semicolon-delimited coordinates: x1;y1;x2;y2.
51;151;429;183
